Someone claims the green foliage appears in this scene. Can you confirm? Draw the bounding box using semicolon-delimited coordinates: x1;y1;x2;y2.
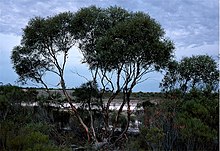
0;95;9;110
8;5;219;150
129;89;219;150
161;55;219;92
0;85;24;103
181;100;208;119
177;116;217;142
110;111;127;130
73;7;174;144
0;85;32;123
25;88;39;102
74;6;174;71
72;81;99;102
0;119;58;151
6;124;60;151
143;127;164;146
97;14;173;70
11;12;76;85
0;85;72;150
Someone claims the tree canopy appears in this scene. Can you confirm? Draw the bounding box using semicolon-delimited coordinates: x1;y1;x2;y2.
160;55;219;92
71;6;174;143
8;5;220;150
11;5;175;145
11;12;75;87
72;6;174;71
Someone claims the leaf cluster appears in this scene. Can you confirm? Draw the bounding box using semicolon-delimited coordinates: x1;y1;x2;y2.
161;55;219;92
11;12;76;84
73;6;174;70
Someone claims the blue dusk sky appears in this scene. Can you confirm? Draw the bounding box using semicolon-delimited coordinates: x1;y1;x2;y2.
0;0;219;92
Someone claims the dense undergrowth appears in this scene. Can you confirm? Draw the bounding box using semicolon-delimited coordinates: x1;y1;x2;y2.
0;85;218;150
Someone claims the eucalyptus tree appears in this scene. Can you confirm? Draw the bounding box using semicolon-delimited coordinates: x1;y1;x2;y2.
72;6;174;143
72;6;132;134
11;5;175;146
160;55;219;93
11;12;91;141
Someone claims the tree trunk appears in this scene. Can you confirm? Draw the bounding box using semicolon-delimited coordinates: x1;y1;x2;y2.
104;90;120;131
88;90;98;143
60;79;91;142
114;90;131;144
108;92;126;141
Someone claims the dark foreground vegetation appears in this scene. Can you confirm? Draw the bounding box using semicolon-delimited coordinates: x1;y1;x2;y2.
0;85;218;150
3;4;219;151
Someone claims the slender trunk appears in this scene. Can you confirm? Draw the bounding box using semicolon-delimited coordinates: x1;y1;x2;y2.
60;78;91;142
89;109;97;143
115;92;126;127
108;92;126;141
88;86;98;143
114;91;131;144
99;91;109;137
115;98;126;125
97;65;123;138
46;45;91;141
104;90;120;130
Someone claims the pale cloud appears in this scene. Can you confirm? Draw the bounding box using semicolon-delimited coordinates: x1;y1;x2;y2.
175;42;219;60
0;33;21;84
0;0;218;91
0;0;79;34
0;0;218;46
142;0;219;47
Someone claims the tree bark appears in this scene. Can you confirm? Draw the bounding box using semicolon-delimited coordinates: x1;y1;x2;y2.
60;78;91;142
114;90;131;144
